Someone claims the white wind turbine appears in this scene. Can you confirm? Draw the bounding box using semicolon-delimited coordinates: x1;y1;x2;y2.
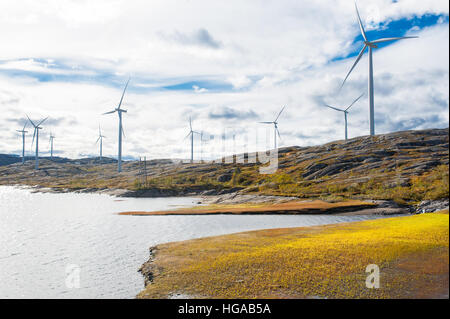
16;121;28;164
185;117;200;163
200;131;204;163
259;106;286;150
95;125;106;161
103;78;130;172
27;115;48;170
48;131;55;159
324;93;364;140
341;2;418;136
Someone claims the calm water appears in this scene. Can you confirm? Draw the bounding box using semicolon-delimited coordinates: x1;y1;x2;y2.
0;186;389;298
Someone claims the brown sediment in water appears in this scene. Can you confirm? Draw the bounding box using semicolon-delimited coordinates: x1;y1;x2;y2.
118;199;387;216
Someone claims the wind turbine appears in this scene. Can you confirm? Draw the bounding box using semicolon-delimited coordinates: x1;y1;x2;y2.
16;121;28;164
95;125;106;161
259;106;285;150
341;2;418;136
324;93;364;140
185;117;200;163
200;131;204;163
27;115;48;170
103;78;130;172
49;131;55;159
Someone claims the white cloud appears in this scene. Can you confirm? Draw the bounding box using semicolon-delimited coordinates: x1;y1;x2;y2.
0;0;448;160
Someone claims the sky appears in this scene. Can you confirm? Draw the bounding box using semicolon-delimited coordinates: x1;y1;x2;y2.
0;0;448;160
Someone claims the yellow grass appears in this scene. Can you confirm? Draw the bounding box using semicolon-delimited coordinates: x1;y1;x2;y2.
138;210;449;299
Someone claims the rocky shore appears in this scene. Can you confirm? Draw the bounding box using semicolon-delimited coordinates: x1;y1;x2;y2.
8;184;448;215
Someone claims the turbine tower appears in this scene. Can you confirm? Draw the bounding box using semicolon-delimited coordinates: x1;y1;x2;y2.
103;78;130;172
341;2;417;136
16;121;28;164
95;125;106;161
324;93;364;140
259;106;285;150
27;115;48;170
185;117;200;163
49;132;55;159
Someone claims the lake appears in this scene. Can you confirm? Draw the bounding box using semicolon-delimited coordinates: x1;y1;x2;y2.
0;186;390;298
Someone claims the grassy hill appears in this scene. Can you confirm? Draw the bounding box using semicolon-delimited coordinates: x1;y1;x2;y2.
0;128;448;204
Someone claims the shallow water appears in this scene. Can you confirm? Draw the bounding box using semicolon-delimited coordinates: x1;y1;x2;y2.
0;186;391;298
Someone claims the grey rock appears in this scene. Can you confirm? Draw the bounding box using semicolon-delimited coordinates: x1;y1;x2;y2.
415;199;449;214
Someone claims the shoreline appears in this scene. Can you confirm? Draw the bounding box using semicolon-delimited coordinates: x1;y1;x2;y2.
4;184;447;215
118;199;410;216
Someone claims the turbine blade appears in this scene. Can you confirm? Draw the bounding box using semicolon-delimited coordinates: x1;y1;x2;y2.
355;2;367;42
340;44;367;89
117;78;130;110
346;93;365;111
189;117;192;131
22;121;27;131
274;106;286;122
38;117;48;127
103;110;116;115
371;36;418;44
95;136;100;144
259;121;273;124
324;104;344;112
26;114;37;128
276;127;281;139
31;129;36;150
121;125;125;138
183;131;191;140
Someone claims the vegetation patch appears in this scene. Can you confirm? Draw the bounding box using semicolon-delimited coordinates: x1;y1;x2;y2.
138;211;449;299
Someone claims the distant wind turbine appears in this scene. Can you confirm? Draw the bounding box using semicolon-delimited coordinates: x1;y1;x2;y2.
95;125;106;161
16;121;28;164
259;106;286;150
49;131;55;159
200;131;204;162
103;78;130;172
27;115;48;170
324;93;364;140
185;117;200;163
341;2;418;136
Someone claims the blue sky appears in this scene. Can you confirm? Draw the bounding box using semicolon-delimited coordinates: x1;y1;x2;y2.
0;0;448;159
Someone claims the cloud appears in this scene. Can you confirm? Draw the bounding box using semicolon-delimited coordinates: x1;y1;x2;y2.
0;1;447;159
192;85;208;93
208;106;259;120
159;28;222;49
